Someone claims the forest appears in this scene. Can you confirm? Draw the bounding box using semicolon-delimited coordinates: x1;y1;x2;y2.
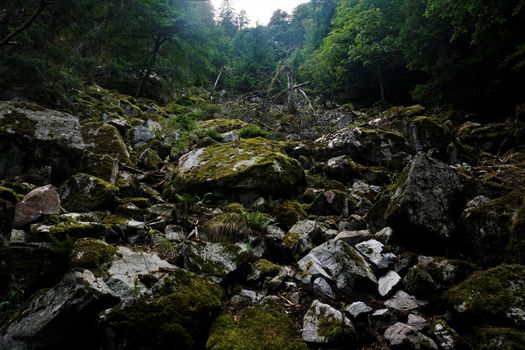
1;1;525;350
2;0;525;114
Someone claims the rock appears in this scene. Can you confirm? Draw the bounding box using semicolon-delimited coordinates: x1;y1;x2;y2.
378;271;402;297
313;126;410;170
82;153;119;183
346;302;372;318
385;153;463;248
59;173;119;212
0;270;118;350
384;322;438;349
0;244;67;298
283;220;324;258
325;155;390;185
408;314;428;331
430;319;460;350
460;191;525;267
172;139;305;196
302;300;354;344
198;118;247;133
0;102;85;184
372;309;390;318
310;190;351;216
355;239;397;269
444;264;525;326
384;290;420;314
207;304;307;350
105;246;174;299
375;227;393;243
275;200;308;230
180;241;250;283
139;148;162;171
70;238;116;273
457;121;525;154
132;125;154;148
298;240;377;296
334;230;372;245
313;277;335;299
13;185;60;228
405;116;459;164
404;256;476;296
472;327;525;349
101;271;222;350
81;122;131;164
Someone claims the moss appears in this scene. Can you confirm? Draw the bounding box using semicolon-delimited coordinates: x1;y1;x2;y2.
444;264;525;324
473;327;525;350
0;186;19;204
202;212;253;243
173;138;305;197
238;125;270;139
224;202;245;213
70;238;116;275
206;304;306;350
317;308;355;343
101;215;129;226
282;231;301;250
81;122;131;165
275;200;308;230
254;259;281;277
60;173;119;212
104;273;223;350
198;118;247;133
32;221;109;241
0;110;36;136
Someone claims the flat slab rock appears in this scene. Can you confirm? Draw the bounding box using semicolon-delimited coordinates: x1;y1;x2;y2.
384;322;437;349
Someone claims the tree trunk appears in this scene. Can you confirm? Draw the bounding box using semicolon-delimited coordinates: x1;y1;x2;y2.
136;34;165;97
377;66;385;101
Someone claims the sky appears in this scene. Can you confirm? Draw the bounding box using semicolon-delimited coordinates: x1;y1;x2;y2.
210;0;310;26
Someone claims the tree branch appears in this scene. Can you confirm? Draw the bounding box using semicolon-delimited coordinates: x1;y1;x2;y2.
0;0;50;48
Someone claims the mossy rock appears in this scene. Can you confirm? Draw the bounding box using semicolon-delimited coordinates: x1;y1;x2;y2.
456;122;525;154
444;264;525;326
274;200;308;230
82;153;119;183
198;118;247;133
102;272;223;350
202;212;253;243
472;327;525;350
70;238;116;275
206;304;306;350
461;191;525;267
81;122;131;165
60;173;119;212
405;116;458;163
172;138;306;197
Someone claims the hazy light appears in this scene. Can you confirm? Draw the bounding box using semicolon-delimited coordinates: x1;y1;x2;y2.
210;0;310;26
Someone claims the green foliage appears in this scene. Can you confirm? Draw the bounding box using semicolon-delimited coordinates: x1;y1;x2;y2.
238;125;270;139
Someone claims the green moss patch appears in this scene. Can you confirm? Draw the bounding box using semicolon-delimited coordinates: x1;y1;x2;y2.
206;304;306;350
444;264;525;325
198;118;247;133
70;238;116;275
473;327;525;350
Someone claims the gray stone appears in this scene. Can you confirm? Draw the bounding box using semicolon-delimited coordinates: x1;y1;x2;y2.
0;102;85;184
375;227;393;243
407;314;428;331
286;220;324;257
385;290;420;313
302;300;354;344
384;322;438;349
431;319;459;350
105;246;174;299
180;241;250;283
378;270;402;297
346;301;372;318
165;225;186;241
372;309;390;318
313;277;335;299
355;239;396;269
385;153;463;247
59;173;118;212
334;230;371;245
13;185;60;228
298;239;377;296
0;270;118;350
133;125;154;148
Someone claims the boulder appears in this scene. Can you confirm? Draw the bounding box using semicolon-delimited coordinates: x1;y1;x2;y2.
325;155;390;185
0;102;85;184
346;302;372;318
283;220;324;259
378;271;402;297
312;126;409;169
456;121;525;154
13;185;61;228
59;173;119;212
444;264;525;326
460;191;525;267
384;322;437;349
207;304;306;350
81;122;131;165
385;153;463;249
298;240;377;296
179;241;251;283
355;239;396;269
101;271;222;350
384;290;420;314
472;327;525;350
172;138;305;196
302;300;354;344
404;256;476;296
0;270;118;350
